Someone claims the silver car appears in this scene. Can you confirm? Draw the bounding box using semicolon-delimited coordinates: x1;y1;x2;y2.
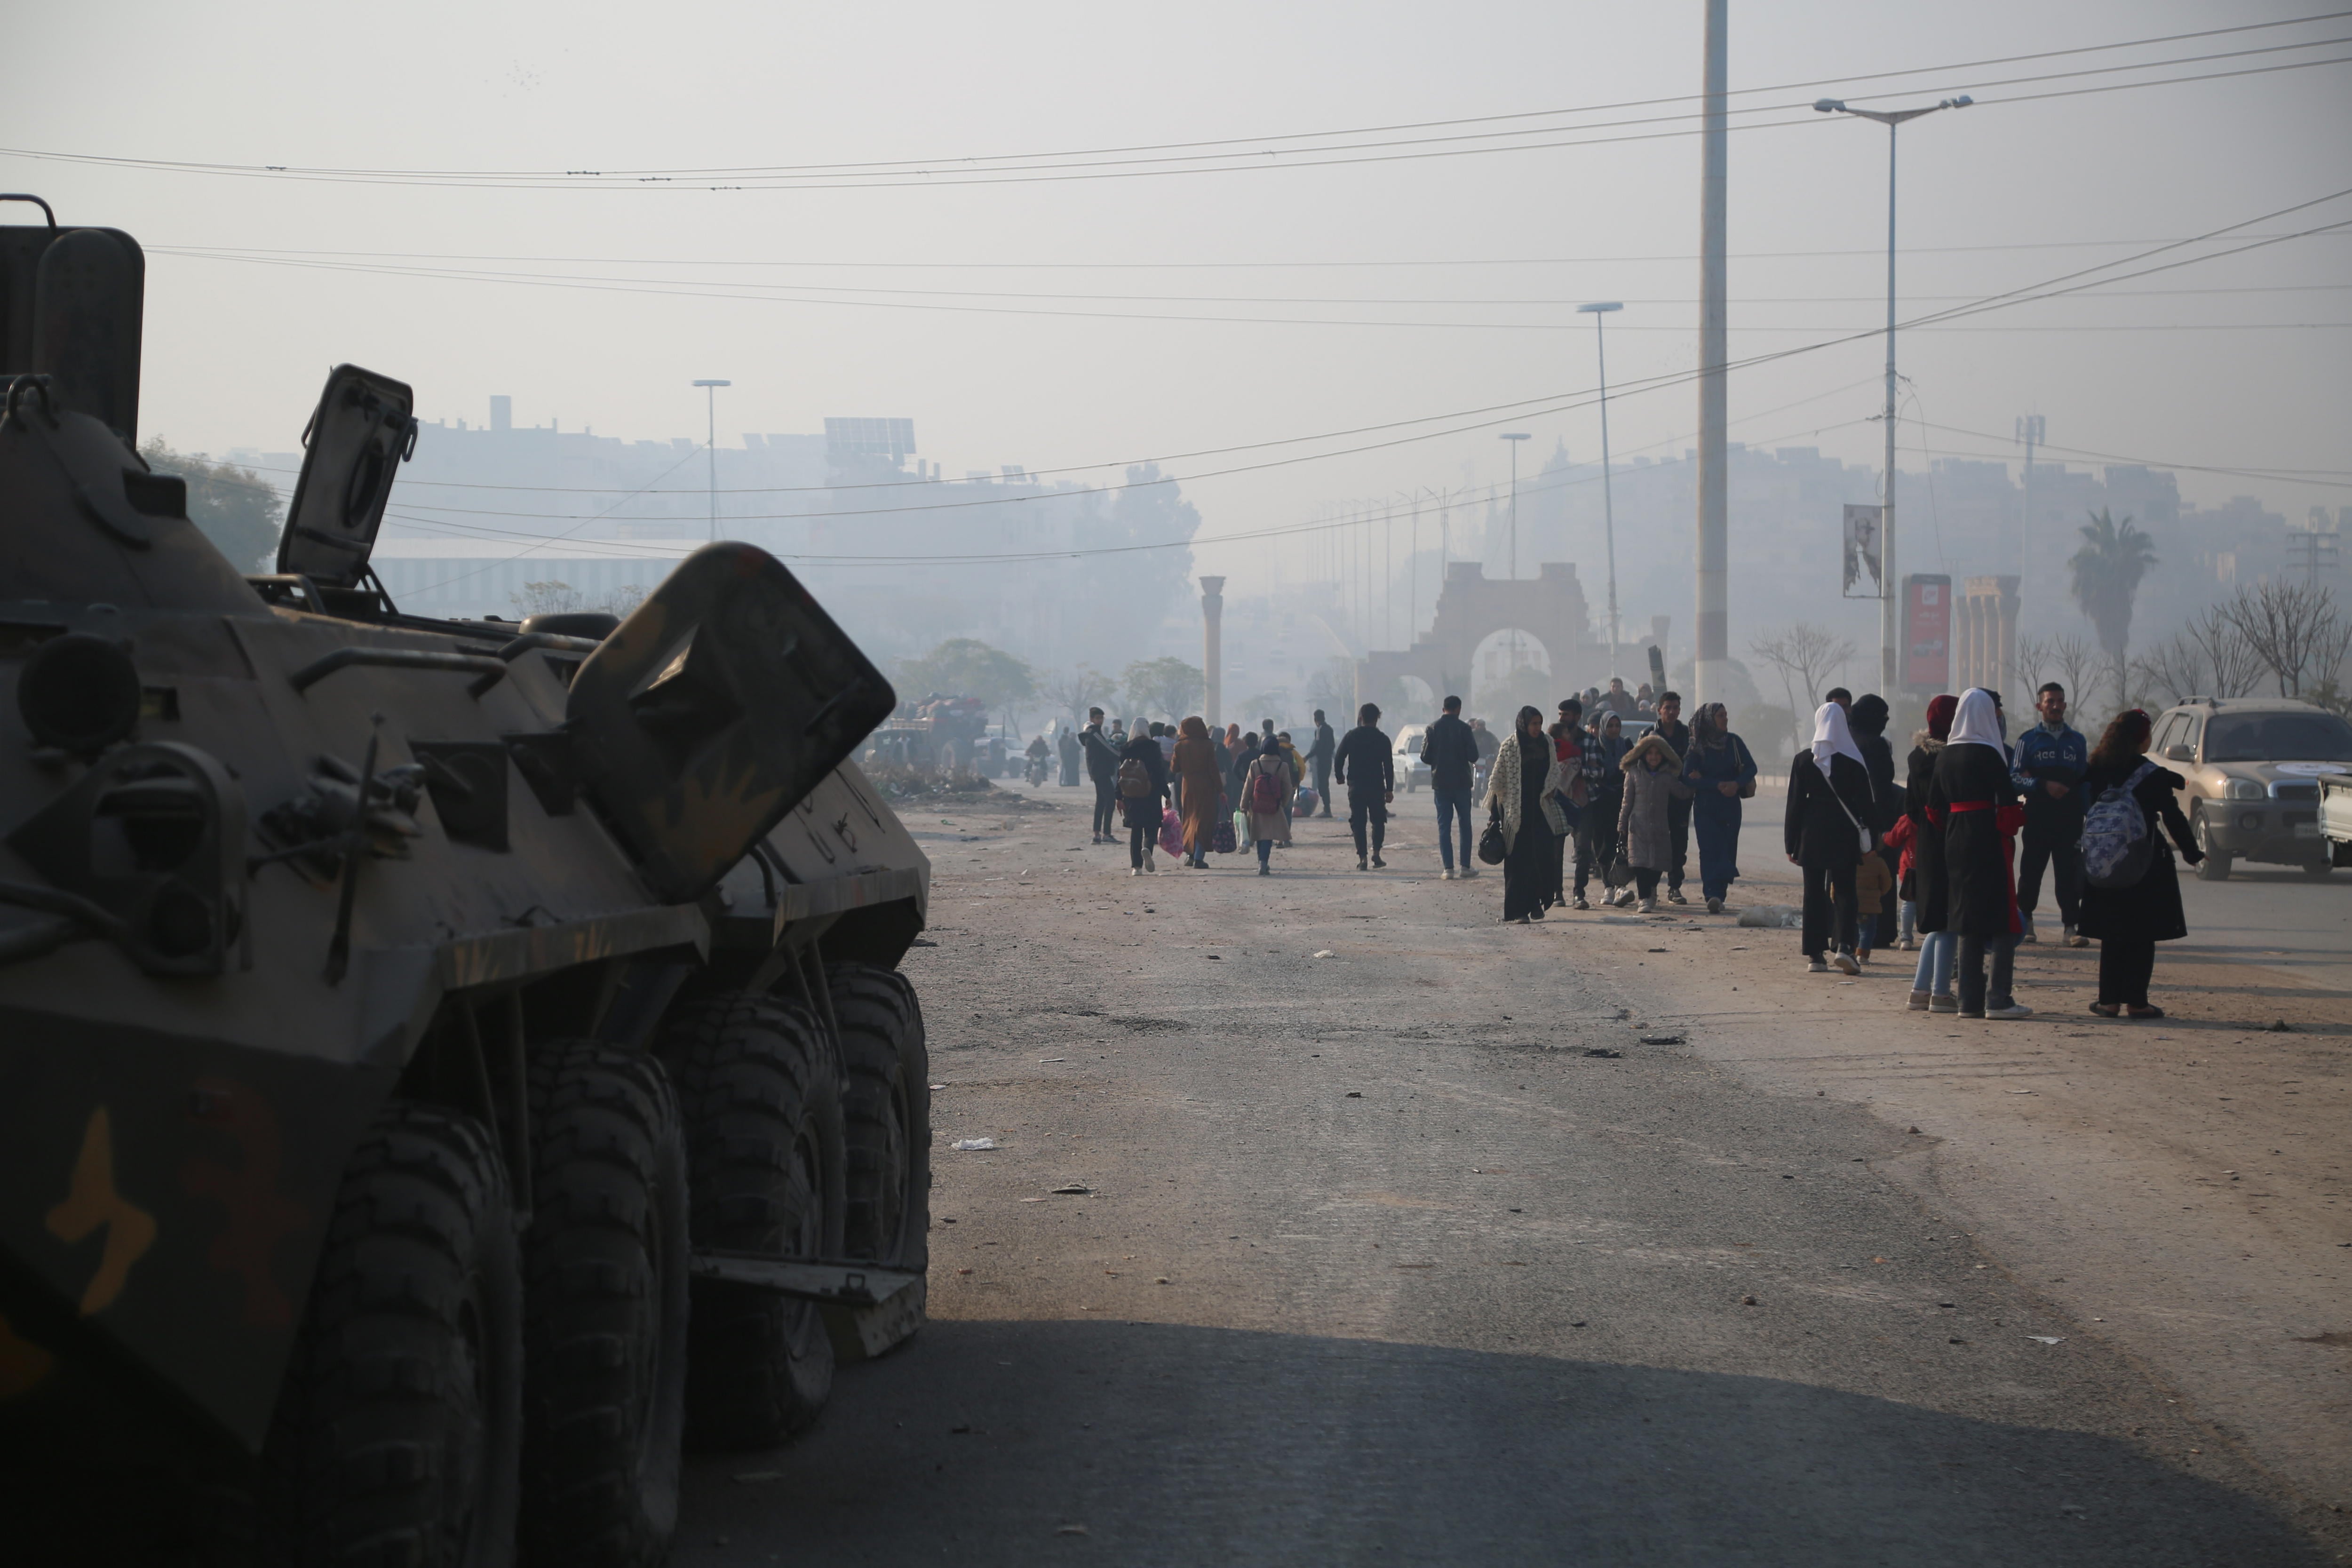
2150;698;2352;879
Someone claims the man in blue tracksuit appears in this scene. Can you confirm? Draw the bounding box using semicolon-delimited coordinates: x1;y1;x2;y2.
2012;681;2089;946
1420;695;1481;879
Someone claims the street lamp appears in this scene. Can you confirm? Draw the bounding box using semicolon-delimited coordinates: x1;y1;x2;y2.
691;378;731;541
1577;302;1624;663
1814;94;1971;695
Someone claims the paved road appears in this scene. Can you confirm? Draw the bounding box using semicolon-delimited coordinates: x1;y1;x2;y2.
675;785;2336;1567
2171;860;2352;995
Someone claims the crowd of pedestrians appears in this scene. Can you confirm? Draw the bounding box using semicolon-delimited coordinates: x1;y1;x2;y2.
1054;674;2196;1019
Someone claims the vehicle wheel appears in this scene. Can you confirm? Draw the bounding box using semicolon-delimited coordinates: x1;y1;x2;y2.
660;993;843;1450
826;962;930;1359
256;1103;522;1568
2303;859;2334;877
2193;809;2233;882
519;1041;688;1568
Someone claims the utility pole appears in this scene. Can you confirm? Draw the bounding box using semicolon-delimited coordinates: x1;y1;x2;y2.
692;378;730;541
1580;301;1626;665
2015;414;2043;577
1694;0;1729;708
1816;92;1972;693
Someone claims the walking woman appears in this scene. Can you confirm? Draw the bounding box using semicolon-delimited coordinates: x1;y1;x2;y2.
1617;730;1692;913
1923;689;2031;1019
1172;716;1226;869
1117;719;1169;875
1784;701;1876;974
1682;702;1756;914
2078;708;2203;1018
1906;694;1958;1011
1573;712;1629;908
1485;705;1570;923
1545;704;1588;907
1240;732;1297;875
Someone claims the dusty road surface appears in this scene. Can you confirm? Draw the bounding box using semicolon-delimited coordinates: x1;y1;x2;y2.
676;779;2348;1567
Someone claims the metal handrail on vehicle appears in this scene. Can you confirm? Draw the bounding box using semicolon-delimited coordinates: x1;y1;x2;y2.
288;646;509;697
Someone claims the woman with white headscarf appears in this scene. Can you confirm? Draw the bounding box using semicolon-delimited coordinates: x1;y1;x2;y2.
1922;687;2031;1019
1782;700;1877;973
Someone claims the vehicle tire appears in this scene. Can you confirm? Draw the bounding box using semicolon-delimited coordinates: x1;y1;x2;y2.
255;1103;522;1568
826;962;930;1356
2303;859;2333;877
2193;808;2233;882
519;1041;688;1568
660;993;843;1450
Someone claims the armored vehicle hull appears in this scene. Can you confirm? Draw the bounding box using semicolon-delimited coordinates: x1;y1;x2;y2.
0;208;933;1565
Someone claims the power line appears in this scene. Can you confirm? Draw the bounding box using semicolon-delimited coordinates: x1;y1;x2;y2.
14;12;2333;190
8;36;2347;193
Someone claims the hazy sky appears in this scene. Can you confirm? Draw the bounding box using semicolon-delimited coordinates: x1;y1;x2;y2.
8;0;2348;603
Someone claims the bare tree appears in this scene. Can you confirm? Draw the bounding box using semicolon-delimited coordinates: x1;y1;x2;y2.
514;580;647;618
2223;580;2349;697
2013;634;2052;696
2048;634;2100;702
2133;632;2210;708
1748;623;1856;719
2183;603;2265;699
1041;665;1111;723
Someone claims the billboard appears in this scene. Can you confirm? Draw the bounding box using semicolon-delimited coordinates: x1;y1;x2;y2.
1903;574;1952;691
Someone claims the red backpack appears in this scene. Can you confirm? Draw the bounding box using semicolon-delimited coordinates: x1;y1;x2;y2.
1247;761;1286;814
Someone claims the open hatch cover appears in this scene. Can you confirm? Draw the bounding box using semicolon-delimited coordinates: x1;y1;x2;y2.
277;364;416;588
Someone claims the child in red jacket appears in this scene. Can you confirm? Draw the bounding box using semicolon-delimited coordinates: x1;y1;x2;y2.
1883;812;1920;951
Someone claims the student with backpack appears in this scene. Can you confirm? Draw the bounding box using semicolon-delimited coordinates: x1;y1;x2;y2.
2077;708;2203;1018
1240;734;1298;874
1116;722;1170;875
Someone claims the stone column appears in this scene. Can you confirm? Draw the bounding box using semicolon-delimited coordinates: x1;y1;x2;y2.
1994;575;2021;700
1200;576;1226;728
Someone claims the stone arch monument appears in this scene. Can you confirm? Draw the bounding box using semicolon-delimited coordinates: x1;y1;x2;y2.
1357;561;1592;707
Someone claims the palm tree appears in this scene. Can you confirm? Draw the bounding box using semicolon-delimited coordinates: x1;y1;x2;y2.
2067;508;2157;709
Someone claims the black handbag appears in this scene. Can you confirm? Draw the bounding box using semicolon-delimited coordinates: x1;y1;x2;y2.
1477;815;1508;865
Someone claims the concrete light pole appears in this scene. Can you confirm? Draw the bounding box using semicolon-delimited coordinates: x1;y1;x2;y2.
1694;0;1728;708
1814;93;1972;693
2015;414;2044;577
691;378;731;541
1579;301;1625;665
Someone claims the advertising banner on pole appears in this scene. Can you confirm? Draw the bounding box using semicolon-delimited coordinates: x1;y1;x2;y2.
1842;504;1884;597
1903;574;1951;691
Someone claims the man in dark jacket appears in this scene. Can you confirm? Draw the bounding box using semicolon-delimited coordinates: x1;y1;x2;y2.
2011;681;2088;946
1421;695;1481;879
1333;702;1396;870
1307;710;1337;817
1080;707;1121;843
1652;691;1693;903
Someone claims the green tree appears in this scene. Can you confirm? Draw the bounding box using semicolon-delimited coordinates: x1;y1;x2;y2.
1122;656;1204;722
139;439;284;571
2067;508;2158;706
897;638;1035;711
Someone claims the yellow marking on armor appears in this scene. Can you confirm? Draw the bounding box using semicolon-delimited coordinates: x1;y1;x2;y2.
45;1107;158;1315
0;1312;54;1399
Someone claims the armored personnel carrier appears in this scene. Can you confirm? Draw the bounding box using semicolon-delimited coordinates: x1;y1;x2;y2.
0;199;933;1565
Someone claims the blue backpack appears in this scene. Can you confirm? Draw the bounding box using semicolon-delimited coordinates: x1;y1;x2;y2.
2081;760;2156;890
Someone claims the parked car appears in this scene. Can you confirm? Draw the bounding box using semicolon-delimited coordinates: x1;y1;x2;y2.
1393;724;1433;792
2148;698;2352;879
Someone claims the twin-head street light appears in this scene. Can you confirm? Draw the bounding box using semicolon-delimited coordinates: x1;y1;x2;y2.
692;378;731;540
1577;301;1625;664
1814;93;1971;695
